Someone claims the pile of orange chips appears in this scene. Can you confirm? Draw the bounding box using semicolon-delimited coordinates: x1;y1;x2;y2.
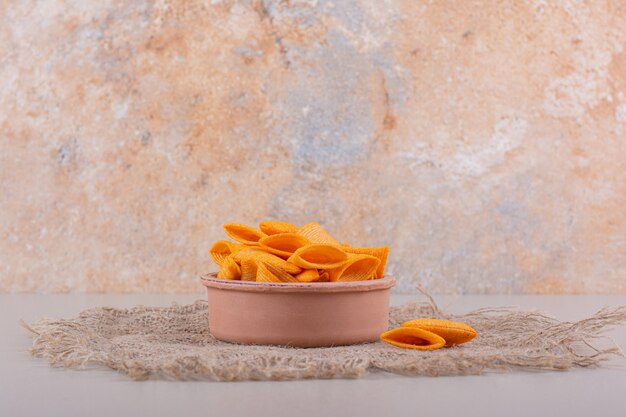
209;221;389;283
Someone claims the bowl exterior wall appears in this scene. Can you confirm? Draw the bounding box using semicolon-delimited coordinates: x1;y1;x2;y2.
205;279;393;347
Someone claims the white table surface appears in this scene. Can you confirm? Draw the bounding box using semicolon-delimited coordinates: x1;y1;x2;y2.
1;293;625;417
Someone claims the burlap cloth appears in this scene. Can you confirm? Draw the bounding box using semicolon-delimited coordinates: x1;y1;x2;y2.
22;293;626;381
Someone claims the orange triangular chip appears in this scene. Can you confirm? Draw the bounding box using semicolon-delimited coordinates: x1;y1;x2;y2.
402;319;477;346
297;222;340;245
256;262;299;283
295;269;320;282
232;248;301;275
209;240;246;267
230;247;263;263
380;327;446;350
223;224;267;245
287;244;348;269
256;262;281;283
240;258;258;281
216;255;241;280
341;245;389;278
259;220;298;235
259;233;310;259
328;253;380;282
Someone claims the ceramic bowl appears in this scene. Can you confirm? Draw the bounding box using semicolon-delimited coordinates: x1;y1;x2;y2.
200;273;395;347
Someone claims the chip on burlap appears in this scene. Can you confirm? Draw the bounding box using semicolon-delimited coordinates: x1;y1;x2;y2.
22;294;626;381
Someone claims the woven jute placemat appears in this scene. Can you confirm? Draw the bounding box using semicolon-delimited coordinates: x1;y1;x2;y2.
22;294;626;381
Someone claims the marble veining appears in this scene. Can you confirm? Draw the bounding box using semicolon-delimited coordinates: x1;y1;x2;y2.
1;0;625;293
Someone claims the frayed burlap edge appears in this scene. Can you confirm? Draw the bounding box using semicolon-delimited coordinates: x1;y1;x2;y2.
21;293;626;381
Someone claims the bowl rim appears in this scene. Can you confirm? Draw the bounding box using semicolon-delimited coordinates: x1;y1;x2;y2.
200;273;395;293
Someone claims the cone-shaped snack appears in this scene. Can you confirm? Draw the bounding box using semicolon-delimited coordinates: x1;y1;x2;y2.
288;244;348;269
232;248;302;275
297;222;340;245
240;258;258;281
402;319;477;346
328;253;380;282
380;327;446;350
216;255;241;280
223;224;267;245
259;233;310;259
295;269;320;282
209;240;246;267
259;220;298;235
230;247;262;263
318;270;330;282
256;262;299;283
341;245;389;278
255;262;281;283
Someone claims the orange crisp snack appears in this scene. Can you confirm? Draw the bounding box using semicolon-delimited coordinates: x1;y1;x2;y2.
209;240;246;267
259;233;310;259
403;318;478;346
259;221;298;235
288;244;348;269
327;253;380;282
209;221;389;283
380;327;446;350
223;224;267;245
381;319;478;350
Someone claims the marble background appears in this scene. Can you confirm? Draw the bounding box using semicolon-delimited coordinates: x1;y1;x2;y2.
1;0;625;293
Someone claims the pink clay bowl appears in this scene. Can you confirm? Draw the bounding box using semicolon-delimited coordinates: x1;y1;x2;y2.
200;273;396;348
